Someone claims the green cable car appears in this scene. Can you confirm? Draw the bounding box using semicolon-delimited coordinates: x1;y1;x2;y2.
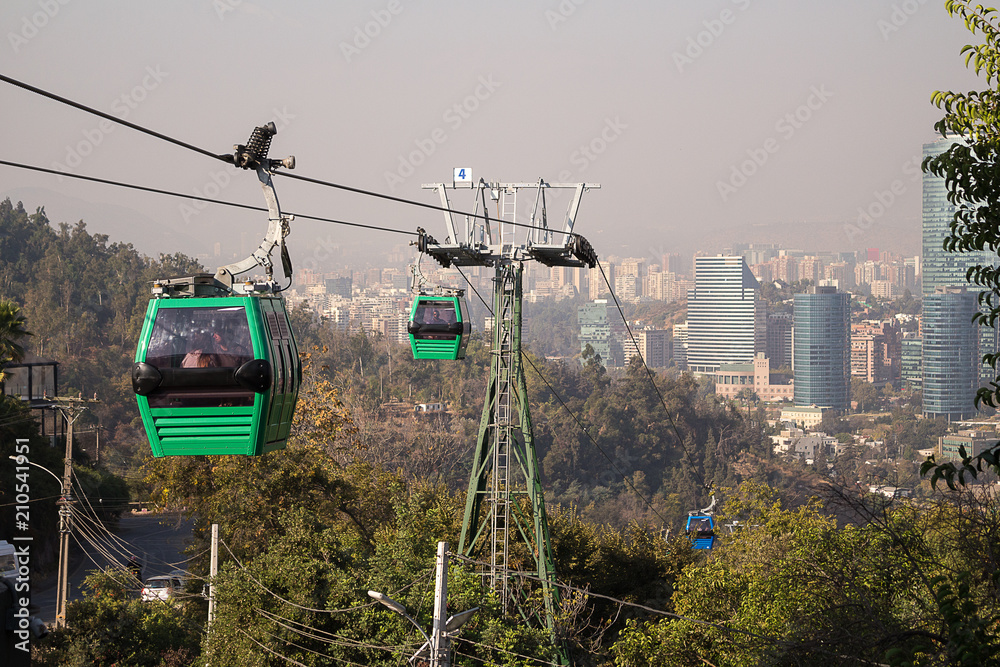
131;121;302;457
407;293;471;360
132;278;301;457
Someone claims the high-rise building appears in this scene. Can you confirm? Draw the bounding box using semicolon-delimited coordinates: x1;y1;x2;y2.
578;300;623;367
901;336;922;390
793;286;850;410
686;256;764;374
766;312;793;370
923;286;979;420
921;137;998;390
922;138;994;296
589;263;614;301
623;328;672;368
672;321;689;370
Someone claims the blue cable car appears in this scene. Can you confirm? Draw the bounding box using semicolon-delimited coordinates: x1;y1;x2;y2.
685;494;717;550
685;514;717;550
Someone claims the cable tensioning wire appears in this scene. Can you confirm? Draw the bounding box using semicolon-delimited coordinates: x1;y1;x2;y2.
451;263;671;526
0;72;572;239
596;258;712;494
448;551;783;646
255;608;421;653
222;538;401;614
0;73;227;162
0;159;416;238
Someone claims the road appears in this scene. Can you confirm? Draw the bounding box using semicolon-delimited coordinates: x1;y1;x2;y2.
32;510;194;624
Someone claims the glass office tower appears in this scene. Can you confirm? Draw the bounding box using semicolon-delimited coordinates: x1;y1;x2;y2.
793;286;850;410
923;286;979;419
686;256;763;374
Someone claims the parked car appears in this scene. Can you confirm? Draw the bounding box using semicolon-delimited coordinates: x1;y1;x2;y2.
140;571;188;602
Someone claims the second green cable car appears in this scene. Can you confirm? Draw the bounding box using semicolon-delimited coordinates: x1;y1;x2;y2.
407;293;471;360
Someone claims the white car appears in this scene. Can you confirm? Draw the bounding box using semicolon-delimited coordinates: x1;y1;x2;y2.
141;571;188;602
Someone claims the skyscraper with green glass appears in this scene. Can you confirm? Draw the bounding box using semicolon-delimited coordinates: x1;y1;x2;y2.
922;286;978;419
921;137;997;414
793;286;850;410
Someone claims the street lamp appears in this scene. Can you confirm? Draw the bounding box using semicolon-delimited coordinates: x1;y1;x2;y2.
368;590;431;644
9;455;73;629
8;455;63;491
368;591;479;667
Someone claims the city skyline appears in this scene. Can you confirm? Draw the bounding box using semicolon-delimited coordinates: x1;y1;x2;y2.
0;2;985;270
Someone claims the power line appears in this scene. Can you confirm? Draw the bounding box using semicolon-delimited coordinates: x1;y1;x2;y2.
448;551;781;645
221;538;415;614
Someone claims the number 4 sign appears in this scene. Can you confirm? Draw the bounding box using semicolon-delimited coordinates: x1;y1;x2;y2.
454;167;472;185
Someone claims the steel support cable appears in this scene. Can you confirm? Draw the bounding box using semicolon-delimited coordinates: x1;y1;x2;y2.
235;627;311;667
453;636;562;667
274;170;577;238
0;72;227;162
596;259;712;493
452;264;670;527
0;72;566;238
221;539;430;614
0;159;416;238
243;624;383;667
0;494;61;508
255;607;421;653
69;518;123;569
448;552;783;646
67;507;150;586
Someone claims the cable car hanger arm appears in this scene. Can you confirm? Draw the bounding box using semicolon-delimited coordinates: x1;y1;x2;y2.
216;122;296;289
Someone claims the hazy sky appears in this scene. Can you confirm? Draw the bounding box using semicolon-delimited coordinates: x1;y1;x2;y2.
0;1;985;271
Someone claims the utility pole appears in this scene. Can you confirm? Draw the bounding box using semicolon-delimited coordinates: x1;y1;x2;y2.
208;523;219;628
421;176;599;666
430;541;448;667
369;541;476;667
48;394;98;629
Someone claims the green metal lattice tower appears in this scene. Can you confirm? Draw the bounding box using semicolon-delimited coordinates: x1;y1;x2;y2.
421;175;599;664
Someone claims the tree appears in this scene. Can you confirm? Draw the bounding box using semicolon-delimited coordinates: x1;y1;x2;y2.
32;569;201;667
0;298;31;381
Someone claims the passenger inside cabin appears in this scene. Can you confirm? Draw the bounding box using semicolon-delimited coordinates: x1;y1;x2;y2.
181;333;217;368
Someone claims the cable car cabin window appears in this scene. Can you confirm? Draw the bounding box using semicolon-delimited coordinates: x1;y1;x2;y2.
143;306;255;408
412;300;459;339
